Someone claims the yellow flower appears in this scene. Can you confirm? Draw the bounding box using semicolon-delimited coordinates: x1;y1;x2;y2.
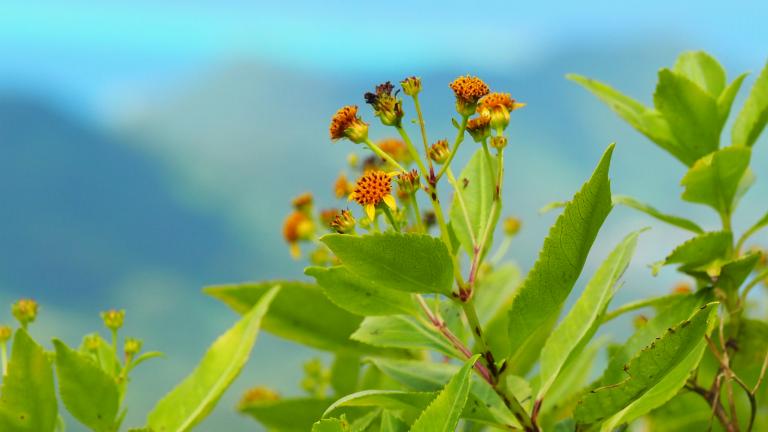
283;211;314;258
333;173;353;199
466;115;491;142
672;282;692;294
329;105;369;143
349;170;397;221
12;299;39;327
239;386;280;409
477;92;525;130
449;75;490;116
291;192;313;212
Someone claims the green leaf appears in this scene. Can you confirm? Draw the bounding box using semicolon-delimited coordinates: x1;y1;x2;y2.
321;233;454;295
654;68;721;162
613;195;703;233
53;340;120;432
738;209;768;248
147;286;279;432
368;358;520;427
473;263;520;322
505;144;614;362
657;231;732;276
718;73;748;125
716;252;760;293
325;390;433;423
538;230;642;398
574;302;718;425
330;354;361;396
680;147;751;215
644;392;711;432
733;59;768;147
380;411;409;431
672;51;726;97
312;417;349;432
449;148;499;257
351;316;461;358
239;397;334;432
204;281;397;356
0;329;58;432
305;266;416;316
410;356;478;432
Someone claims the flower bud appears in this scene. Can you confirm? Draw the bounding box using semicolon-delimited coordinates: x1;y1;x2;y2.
400;76;422;97
396;169;421;197
503;217;522;237
466;116;491;143
477;93;525;131
124;337;143;358
283;211;314;258
84;334;101;352
11;299;38;327
449;75;489;117
364;82;404;127
346;153;359;168
291;192;313;213
334;174;353;199
101;309;125;331
490;135;508;149
330;210;356;234
0;325;12;343
428;140;450;165
239;386;280;408
329;105;369;144
672;282;692;294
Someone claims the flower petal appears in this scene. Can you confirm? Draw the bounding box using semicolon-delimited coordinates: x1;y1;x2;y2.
365;204;376;221
383;194;397;210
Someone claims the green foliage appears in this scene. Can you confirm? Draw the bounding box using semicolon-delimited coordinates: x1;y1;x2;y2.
53;340;121;432
351;316;461;358
240;398;335;432
450;148;499;257
409;356;477;432
505;144;614;362
146;286;279;432
0;330;58;432
612;195;703;233
680;146;751;215
733;60;768;147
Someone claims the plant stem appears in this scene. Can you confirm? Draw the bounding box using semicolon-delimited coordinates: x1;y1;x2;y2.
395;126;428;177
1;342;7;376
410;196;425;232
381;206;400;232
411;94;433;172
364;138;406;172
436;115;469;181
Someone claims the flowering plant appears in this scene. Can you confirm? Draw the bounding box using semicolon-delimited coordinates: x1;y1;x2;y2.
1;51;766;432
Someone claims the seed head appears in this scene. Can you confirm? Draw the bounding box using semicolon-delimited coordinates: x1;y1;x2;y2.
12;299;38;327
466;116;491;142
101;309;125;331
364;82;404;127
428;139;450;164
449;75;490;116
349;170;397;221
329;105;369;143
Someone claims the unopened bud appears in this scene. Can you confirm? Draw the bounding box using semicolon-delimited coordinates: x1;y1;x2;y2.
490;135;507;149
428;140;450;165
124;337;143;358
0;325;12;343
466;116;491;143
84;334;101;352
291;193;313;212
11;299;38;327
503;217;522;236
101;309;125;332
330;210;356;234
396;169;421;196
400;76;422;97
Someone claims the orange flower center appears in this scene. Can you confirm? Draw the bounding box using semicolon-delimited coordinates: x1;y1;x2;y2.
449;75;490;102
351;171;392;206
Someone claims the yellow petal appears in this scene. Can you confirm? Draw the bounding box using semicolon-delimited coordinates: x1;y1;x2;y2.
512;102;527;110
365;204;376;221
386;171;400;178
383;194;397;210
347;192;356;202
289;243;301;259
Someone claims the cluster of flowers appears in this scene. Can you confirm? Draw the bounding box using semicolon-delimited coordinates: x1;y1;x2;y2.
281;75;524;260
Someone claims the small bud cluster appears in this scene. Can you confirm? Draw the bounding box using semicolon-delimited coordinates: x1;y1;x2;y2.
101;309;125;331
301;358;330;398
364;82;404;127
12;299;38;327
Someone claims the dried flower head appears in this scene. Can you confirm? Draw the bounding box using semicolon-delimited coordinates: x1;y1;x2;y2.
449;75;489;116
477;92;524;130
101;309;125;331
12;299;38;327
428;139;450;164
283;211;314;258
396;169;421;197
0;325;11;343
330;209;356;234
291;192;313;212
503;216;522;236
319;208;340;228
334;173;353;199
466;115;491;142
672;282;692;294
400;76;422;96
349;170;397;221
377;138;411;164
364;82;404;126
239;386;280;408
329;105;369;143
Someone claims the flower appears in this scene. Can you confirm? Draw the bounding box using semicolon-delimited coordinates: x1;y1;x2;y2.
466;115;491;142
101;309;125;331
124;337;143;358
428;139;450;164
449;75;489;116
396;169;421;197
11;299;38;327
364;82;404;126
672;282;692;294
319;208;340;228
330;209;356;234
329;105;369;143
333;174;353;199
400;76;422;96
239;386;280;408
477;92;525;130
377;138;411;164
291;192;313;212
283;211;314;258
503;217;522;236
349;170;397;221
84;334;101;351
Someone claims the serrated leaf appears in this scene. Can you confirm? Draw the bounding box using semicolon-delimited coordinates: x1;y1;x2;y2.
78;333;120;378
204;281;399;356
53;340;120;432
380;411;408;431
654;68;721;162
574;302;718;424
325;390;433;423
716;252;760;293
449;148;499;257
239;397;334;432
718;73;748;125
147;286;279;432
410;356;478;432
0;329;58;432
538;230;642;398
673;51;726;97
305;266;416;316
505;144;614;363
680;147;751;215
321;233;454;295
312;417;349;432
613;195;703;233
567;74;685;164
659;231;732;275
351;316;461;358
733;59;768;147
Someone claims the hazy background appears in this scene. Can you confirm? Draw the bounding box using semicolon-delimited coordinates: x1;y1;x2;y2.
1;1;767;430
